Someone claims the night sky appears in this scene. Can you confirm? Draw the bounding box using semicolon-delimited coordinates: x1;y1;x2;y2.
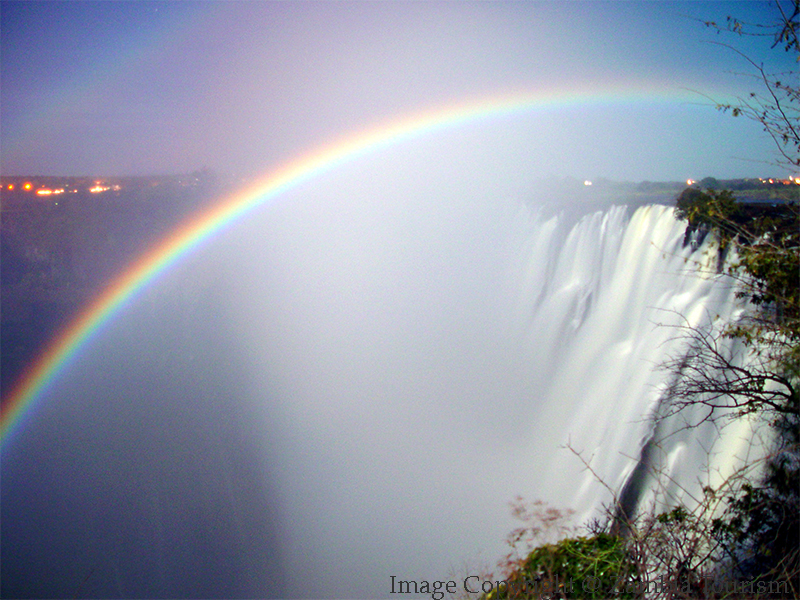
1;1;794;180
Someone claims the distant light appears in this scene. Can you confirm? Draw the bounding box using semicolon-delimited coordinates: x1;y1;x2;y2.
7;184;14;190
584;180;592;186
36;189;53;196
23;182;32;191
687;179;695;186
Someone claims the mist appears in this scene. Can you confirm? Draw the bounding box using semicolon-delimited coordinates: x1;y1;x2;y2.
1;127;763;598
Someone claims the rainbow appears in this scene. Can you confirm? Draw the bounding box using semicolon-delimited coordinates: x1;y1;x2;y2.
0;86;702;446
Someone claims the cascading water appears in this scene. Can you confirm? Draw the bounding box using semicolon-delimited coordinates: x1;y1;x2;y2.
508;203;766;520
1;186;766;598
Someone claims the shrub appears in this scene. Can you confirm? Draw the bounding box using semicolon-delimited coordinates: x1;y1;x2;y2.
483;533;637;600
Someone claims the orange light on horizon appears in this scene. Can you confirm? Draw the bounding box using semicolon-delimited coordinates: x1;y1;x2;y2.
23;182;32;191
7;184;14;190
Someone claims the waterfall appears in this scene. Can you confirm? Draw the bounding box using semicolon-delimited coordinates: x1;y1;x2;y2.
509;203;765;520
1;196;766;599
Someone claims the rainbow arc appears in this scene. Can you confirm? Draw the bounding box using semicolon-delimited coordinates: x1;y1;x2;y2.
0;86;698;446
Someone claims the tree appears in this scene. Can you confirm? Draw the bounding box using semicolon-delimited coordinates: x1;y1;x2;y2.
674;187;739;233
667;4;800;579
667;186;800;595
703;0;799;170
670;188;799;414
638;2;800;590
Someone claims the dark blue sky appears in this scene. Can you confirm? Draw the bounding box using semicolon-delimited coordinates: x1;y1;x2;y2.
1;1;794;179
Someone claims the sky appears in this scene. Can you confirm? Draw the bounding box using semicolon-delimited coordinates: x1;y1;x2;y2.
1;0;796;181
